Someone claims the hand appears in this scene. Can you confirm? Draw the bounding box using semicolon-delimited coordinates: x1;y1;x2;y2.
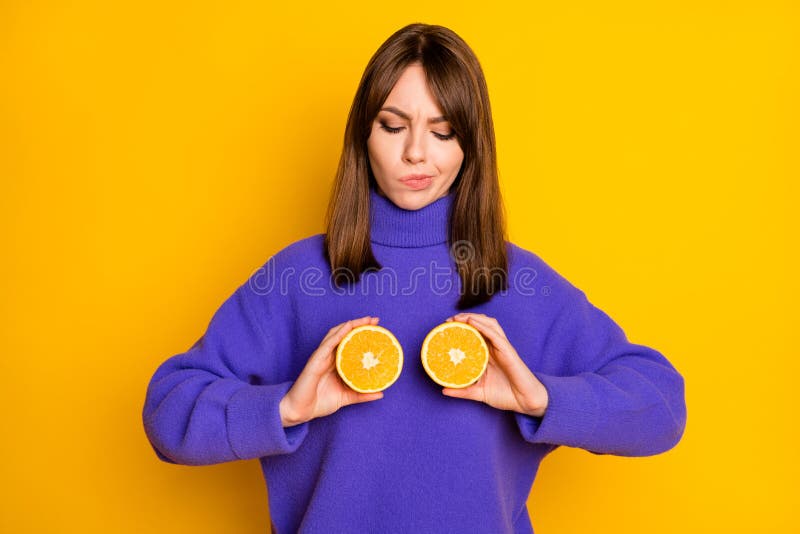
441;313;549;418
279;316;384;426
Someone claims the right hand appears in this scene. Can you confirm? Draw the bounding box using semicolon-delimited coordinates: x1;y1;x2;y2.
279;316;384;426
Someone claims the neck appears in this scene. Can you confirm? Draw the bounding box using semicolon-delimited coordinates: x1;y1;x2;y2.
369;185;453;248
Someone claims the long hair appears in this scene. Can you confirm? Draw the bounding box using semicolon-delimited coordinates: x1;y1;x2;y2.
323;23;508;310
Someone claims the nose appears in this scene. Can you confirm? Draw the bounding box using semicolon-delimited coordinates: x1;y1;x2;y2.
402;126;426;164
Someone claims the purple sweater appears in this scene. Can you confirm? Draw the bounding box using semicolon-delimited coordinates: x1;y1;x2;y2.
142;185;687;533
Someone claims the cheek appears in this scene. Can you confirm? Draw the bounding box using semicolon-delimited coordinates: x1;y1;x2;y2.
367;135;396;167
366;136;379;162
440;144;465;171
367;139;389;177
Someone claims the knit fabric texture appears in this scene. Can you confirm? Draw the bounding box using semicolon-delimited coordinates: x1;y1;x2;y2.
143;184;687;533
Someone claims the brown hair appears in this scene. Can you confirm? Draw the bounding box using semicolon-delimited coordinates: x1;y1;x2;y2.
323;22;508;310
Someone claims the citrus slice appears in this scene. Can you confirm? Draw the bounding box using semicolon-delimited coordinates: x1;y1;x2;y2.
335;325;403;393
421;321;489;388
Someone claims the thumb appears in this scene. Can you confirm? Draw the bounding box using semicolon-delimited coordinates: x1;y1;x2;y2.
442;385;482;402
343;390;384;406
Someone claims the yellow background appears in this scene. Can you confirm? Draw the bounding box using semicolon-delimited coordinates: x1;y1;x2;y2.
1;1;796;532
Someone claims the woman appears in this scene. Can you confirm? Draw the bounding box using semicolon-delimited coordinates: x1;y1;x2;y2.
143;23;687;533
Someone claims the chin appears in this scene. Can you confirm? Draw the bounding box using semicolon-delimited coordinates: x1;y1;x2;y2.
391;190;436;210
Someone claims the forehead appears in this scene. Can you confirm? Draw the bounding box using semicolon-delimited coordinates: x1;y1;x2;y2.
381;64;444;116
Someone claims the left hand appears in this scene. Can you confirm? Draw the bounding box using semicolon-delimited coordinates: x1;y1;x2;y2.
441;313;549;418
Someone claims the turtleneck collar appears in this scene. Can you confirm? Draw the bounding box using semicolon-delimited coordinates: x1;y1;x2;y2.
369;184;453;248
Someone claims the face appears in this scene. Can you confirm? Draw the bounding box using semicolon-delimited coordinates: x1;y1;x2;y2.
367;63;464;210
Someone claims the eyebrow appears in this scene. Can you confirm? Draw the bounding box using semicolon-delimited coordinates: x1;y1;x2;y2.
380;106;449;124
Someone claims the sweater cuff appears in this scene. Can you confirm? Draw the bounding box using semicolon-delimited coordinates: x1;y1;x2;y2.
226;381;309;459
514;372;600;449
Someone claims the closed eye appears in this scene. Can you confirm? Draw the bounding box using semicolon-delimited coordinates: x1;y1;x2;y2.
379;124;403;134
379;122;456;141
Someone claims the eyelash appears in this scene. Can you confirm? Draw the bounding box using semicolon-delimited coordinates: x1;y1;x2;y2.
379;122;457;141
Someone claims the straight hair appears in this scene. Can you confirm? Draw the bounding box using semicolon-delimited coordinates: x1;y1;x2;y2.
323;22;508;310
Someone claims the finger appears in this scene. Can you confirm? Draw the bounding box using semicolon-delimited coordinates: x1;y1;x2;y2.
461;313;504;333
325;320;349;337
340;315;378;333
445;314;472;322
359;391;384;403
343;390;384;406
312;321;357;370
448;312;491;324
474;329;534;387
365;316;380;326
321;316;374;345
441;386;482;403
327;320;360;346
445;315;509;356
461;315;509;348
348;315;377;327
318;316;378;364
459;316;526;372
319;321;351;347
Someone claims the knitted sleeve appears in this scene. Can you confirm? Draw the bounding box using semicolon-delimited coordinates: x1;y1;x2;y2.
142;259;309;465
514;286;687;457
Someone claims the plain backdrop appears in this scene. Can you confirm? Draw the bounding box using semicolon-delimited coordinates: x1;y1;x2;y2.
1;1;796;532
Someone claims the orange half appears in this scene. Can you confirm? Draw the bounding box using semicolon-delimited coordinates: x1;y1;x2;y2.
421;321;489;388
335;325;403;393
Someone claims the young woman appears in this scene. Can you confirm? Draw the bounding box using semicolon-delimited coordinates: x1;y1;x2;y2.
143;23;687;534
